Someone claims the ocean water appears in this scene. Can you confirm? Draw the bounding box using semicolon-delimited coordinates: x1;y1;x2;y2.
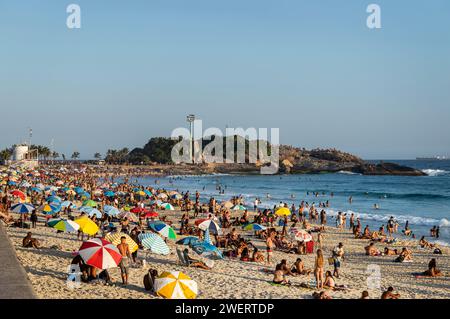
136;160;450;246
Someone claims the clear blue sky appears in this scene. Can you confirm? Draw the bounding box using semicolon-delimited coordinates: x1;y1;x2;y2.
1;0;449;159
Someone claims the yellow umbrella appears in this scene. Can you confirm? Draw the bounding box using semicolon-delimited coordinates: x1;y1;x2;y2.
154;271;198;299
104;232;138;253
74;217;99;236
275;207;291;216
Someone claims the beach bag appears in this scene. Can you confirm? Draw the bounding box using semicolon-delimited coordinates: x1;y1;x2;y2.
143;271;154;291
328;257;335;266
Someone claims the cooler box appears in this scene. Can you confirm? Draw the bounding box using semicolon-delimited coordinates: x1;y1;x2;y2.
306;241;314;254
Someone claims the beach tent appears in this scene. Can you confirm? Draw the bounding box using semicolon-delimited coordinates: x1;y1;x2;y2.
78;238;122;270
154;271;198;299
104;232;138;253
138;233;170;255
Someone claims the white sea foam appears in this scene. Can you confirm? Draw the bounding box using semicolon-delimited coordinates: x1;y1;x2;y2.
337;170;361;175
422;169;449;176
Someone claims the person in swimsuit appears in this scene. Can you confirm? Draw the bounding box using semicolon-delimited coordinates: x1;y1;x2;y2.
266;231;275;264
381;287;400;299
117;236;131;285
314;249;325;289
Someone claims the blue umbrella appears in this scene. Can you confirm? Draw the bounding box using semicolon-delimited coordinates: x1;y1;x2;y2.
143;189;152;197
104;191;115;197
176;236;200;246
61;201;74;208
8;181;16;186
74;187;84;194
86;208;102;218
47;195;62;203
30;187;42;193
10;203;35;214
103;205;120;217
191;242;224;259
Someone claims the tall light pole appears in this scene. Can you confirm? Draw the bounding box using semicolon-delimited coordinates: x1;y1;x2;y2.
186;114;195;163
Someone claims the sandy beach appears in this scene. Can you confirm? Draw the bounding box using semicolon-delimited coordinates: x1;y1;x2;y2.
5;208;449;299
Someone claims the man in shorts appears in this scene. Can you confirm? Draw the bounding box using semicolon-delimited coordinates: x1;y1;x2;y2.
117;236;131;285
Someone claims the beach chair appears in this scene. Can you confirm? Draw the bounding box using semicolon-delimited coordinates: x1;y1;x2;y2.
176;248;190;267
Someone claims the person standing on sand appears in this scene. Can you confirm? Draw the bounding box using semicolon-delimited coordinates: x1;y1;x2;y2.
317;232;324;249
117;236;131;285
266;230;275;264
314;249;324;289
332;243;344;278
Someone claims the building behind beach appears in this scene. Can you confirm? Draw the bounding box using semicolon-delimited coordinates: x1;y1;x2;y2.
6;144;39;169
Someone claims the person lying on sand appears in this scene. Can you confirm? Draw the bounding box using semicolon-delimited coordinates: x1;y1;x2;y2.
381;286;400;299
419;236;435;249
422;258;443;277
365;243;382;256
384;247;399;256
183;249;210;270
22;232;41;249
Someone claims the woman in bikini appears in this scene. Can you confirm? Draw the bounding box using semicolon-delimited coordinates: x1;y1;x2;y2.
314;249;325;289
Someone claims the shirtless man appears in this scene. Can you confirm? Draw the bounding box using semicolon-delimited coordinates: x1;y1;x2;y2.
365;243;382;256
266;230;275;264
381;287;400;299
117;236;131;285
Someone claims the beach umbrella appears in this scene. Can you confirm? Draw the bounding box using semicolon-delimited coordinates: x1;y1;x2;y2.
171;193;182;200
104;190;115;197
61;201;74;208
82;199;98;207
10;203;35;214
275;207;291;216
161;203;175;211
41;203;61;215
154;271;198;299
243;223;266;231
221;201;234;209
104;232;138;253
157;193;168;200
143;189;153;197
66;189;76;196
47;195;62;203
78;238;122;270
143;211;159;219
191;242;224;259
48;218;80;233
150;200;163;206
55;180;64;186
148;221;177;240
30;187;42;193
8;181;17;186
289;228;313;242
74;187;84;194
118;211;138;222
232;204;246;211
10;190;26;200
176;236;200;246
130;207;150;214
196;219;221;234
20;181;31;188
138;233;170;255
86;208;102;218
80;192;91;200
103;205;120;217
75;217;99;236
36;183;45;190
135;190;147;197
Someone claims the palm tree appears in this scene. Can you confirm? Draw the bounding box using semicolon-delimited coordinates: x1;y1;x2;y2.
94;152;102;160
71;151;80;160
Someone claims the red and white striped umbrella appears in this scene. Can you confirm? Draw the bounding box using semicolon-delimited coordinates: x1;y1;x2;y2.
78;238;122;269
